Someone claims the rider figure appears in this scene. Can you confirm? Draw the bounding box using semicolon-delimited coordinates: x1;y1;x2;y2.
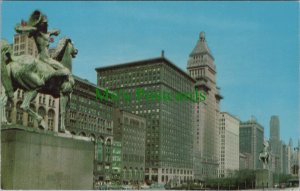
15;10;71;81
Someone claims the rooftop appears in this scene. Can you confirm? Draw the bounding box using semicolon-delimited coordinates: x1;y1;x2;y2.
95;56;195;83
73;75;116;96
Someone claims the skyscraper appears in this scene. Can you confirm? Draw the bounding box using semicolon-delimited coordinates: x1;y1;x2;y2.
270;116;280;141
269;115;282;173
187;32;222;179
239;117;264;170
96;56;195;184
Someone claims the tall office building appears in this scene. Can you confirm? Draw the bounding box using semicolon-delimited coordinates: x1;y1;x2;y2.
239;117;264;170
218;112;240;178
269;115;282;173
270;116;280;141
96;56;195;184
187;32;222;179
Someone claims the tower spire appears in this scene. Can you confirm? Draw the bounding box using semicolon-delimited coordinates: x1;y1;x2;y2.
200;31;205;41
189;31;213;58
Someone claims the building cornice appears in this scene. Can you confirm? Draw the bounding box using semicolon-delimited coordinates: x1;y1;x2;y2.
95;57;195;83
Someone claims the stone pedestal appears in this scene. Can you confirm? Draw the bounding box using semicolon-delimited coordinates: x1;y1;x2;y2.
1;127;94;189
255;169;273;189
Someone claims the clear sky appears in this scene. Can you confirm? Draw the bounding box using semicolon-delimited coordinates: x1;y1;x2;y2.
2;1;299;145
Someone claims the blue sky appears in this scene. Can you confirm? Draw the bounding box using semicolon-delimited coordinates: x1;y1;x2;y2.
2;2;299;145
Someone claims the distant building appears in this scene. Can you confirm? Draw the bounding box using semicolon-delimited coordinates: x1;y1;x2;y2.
239;117;264;170
187;32;222;180
288;138;293;174
282;143;289;174
290;139;300;176
218;112;240;177
239;153;252;170
96;56;195;184
269;115;282;174
113;109;146;185
13;33;38;57
65;76;114;183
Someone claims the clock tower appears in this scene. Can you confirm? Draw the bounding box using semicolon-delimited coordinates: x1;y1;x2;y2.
187;32;222;180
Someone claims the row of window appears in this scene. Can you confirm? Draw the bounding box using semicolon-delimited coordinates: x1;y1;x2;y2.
6;103;55;130
16;90;56;108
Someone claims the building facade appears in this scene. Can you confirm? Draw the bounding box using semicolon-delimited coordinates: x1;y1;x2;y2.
218;112;240;178
239;152;252;170
3;89;59;131
187;32;222;179
288;138;293;175
239;117;264;170
96;57;195;184
113;109;146;185
111;141;122;184
13;33;38;57
281;143;289;174
65;76;114;184
290;139;300;176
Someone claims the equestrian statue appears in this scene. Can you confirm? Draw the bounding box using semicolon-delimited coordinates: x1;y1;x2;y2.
259;140;270;169
0;10;78;133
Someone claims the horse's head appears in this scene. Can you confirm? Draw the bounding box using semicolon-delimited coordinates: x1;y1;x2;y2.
52;38;78;71
65;38;78;58
52;37;78;61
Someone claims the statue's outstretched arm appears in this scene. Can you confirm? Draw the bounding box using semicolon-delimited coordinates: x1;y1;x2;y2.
49;29;60;36
15;25;37;34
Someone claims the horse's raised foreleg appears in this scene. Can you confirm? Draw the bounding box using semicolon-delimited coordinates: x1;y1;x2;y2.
21;90;47;130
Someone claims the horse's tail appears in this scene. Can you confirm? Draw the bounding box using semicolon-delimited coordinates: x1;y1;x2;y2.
1;39;13;63
1;39;15;99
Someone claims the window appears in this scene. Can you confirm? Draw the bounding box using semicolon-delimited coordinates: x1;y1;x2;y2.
20;35;25;43
39;95;42;104
16;102;23;125
38;107;46;121
14;37;19;44
28;104;36;127
48;110;55;131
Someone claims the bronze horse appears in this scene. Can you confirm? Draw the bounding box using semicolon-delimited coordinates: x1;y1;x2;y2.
1;38;77;132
